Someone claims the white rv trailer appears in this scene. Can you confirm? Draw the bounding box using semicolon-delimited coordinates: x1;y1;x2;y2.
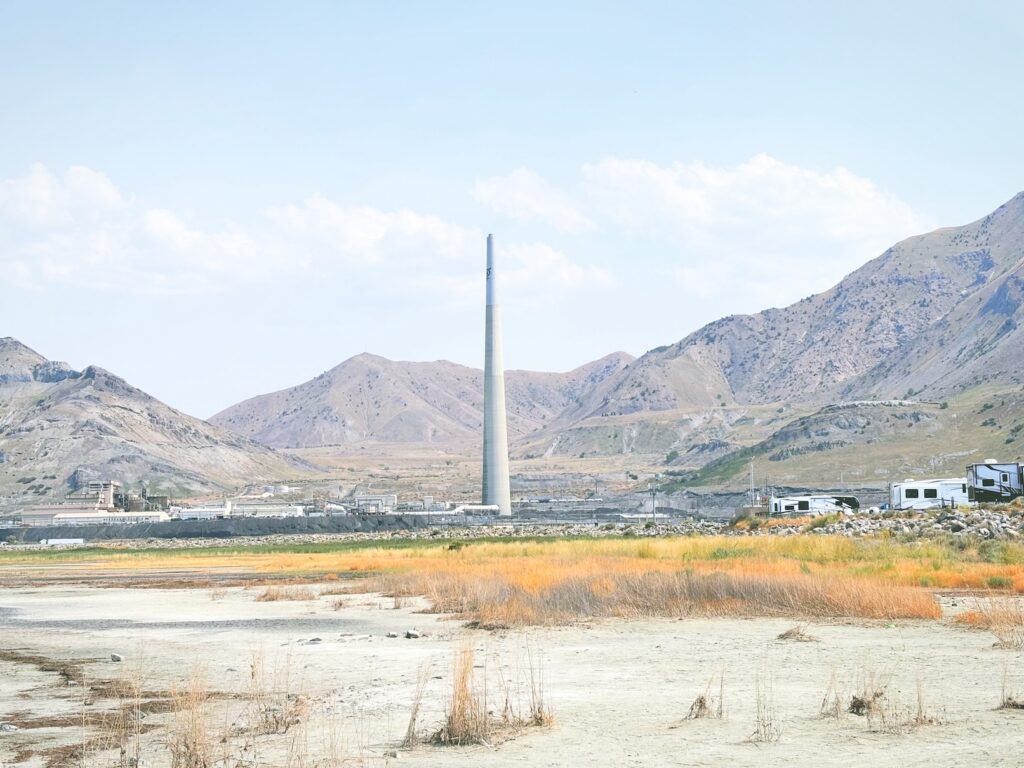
768;495;859;517
889;478;970;510
966;462;1024;503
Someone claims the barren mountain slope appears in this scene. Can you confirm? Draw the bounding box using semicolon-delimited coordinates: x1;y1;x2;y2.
559;192;1024;424
0;338;306;508
209;352;634;449
839;196;1024;399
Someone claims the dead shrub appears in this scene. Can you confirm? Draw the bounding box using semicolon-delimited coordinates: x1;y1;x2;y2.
682;673;725;721
777;625;818;642
847;670;937;732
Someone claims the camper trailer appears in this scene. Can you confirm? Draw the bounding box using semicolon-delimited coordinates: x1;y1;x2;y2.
768;495;859;517
966;462;1024;503
889;478;970;510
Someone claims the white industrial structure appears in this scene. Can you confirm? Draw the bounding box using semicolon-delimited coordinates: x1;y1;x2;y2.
19;480;172;526
889;478;970;510
353;494;398;515
482;234;512;517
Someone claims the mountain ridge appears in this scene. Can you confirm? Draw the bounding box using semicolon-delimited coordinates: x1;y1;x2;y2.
0;338;307;508
208;351;635;448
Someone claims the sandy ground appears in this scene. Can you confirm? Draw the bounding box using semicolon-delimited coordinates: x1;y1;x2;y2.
1;583;1023;768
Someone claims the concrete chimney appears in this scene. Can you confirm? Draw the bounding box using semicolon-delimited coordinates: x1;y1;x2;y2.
482;234;512;516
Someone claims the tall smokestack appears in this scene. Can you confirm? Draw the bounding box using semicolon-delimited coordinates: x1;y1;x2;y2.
483;234;512;516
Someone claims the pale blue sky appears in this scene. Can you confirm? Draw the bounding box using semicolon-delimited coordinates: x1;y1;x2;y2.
1;1;1022;417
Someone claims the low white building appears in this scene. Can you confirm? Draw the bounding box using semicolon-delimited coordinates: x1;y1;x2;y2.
172;505;230;521
230;502;304;518
50;510;170;526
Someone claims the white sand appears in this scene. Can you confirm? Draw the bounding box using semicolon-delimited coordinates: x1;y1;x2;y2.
1;584;1022;767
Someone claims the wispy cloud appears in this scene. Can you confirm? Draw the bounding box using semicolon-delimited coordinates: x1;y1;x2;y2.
474;168;593;233
581;153;933;304
0;164;611;304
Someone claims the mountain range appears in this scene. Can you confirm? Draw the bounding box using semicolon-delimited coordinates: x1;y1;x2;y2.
3;191;1023;505
208;352;634;448
0;337;306;507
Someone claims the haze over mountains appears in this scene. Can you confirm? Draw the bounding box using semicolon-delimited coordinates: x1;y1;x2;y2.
3;192;1024;504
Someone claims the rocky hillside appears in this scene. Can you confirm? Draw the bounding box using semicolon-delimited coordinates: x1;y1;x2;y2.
209;352;634;449
0;338;306;508
558;191;1024;422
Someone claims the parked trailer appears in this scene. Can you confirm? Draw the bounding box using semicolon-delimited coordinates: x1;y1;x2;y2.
967;462;1024;503
889;478;970;510
768;495;859;517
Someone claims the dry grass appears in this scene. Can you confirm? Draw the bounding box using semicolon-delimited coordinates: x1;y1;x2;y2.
749;674;780;743
371;567;939;627
19;535;1024;624
318;584;351;596
427;642;553;747
819;670;841;719
431;644;491;745
403;665;431;748
244;650;309;737
38;535;1024;593
956;597;1024;649
254;586;317;602
1000;663;1024;710
167;672;213;768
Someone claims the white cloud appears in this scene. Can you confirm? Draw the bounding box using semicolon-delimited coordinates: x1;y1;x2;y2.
0;164;610;302
581;153;933;307
505;242;613;289
0;163;125;228
474;168;593;233
265;195;477;264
